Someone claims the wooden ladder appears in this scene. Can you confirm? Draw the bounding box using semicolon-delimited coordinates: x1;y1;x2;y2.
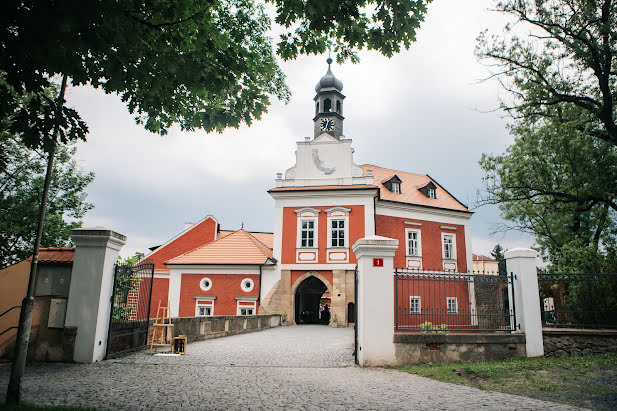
149;300;174;353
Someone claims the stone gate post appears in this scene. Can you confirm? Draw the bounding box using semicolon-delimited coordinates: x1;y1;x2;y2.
352;235;398;366
64;228;126;362
505;248;544;357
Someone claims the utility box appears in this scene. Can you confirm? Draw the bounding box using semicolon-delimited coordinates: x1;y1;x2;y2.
36;266;72;297
48;298;68;328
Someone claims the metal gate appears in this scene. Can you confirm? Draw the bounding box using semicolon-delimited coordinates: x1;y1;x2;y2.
353;264;358;365
105;260;155;359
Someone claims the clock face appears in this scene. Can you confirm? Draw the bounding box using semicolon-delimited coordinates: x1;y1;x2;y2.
319;118;335;132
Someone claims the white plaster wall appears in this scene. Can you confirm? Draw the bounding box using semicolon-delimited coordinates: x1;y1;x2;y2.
65;229;125;362
260;265;279;303
353;236;398;367
506;248;544;357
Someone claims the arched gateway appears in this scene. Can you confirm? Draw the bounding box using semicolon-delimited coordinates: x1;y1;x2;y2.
291;272;333;325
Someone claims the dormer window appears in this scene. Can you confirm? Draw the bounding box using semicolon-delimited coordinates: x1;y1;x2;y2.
383;175;402;194
419;181;437;199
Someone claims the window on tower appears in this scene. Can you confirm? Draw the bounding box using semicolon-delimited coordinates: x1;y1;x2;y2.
336;100;341;114
324;98;331;112
331;219;345;247
301;220;315;248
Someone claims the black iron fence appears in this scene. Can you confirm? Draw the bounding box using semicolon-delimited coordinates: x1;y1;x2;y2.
106;260;154;359
537;273;617;329
394;269;516;332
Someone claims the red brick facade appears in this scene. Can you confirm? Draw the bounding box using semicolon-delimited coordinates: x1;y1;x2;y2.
281;205;365;264
148;217;218;271
178;274;260;317
375;214;468;272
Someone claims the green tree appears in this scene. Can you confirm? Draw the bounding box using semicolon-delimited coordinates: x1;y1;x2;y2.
477;0;617;270
0;138;94;267
476;0;617;147
1;0;432;150
491;244;507;275
479;106;617;268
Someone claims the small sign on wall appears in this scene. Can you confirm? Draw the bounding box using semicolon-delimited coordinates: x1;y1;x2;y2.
373;258;383;267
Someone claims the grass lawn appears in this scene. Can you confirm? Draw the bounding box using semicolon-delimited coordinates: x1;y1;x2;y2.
399;353;617;410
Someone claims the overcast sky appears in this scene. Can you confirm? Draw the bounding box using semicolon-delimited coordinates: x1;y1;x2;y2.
65;0;534;258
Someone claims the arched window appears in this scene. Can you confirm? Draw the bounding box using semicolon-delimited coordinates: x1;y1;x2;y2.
315;101;319;115
336;100;341;114
324;98;331;112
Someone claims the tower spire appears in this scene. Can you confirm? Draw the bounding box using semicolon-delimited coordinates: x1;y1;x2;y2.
313;57;345;139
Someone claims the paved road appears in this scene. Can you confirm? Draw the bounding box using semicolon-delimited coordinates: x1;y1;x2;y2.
1;325;580;410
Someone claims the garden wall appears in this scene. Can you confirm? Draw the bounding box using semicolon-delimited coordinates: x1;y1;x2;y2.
167;314;281;343
393;333;526;365
543;329;617;357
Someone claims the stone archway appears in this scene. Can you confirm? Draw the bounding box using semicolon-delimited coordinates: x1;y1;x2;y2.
291;271;333;325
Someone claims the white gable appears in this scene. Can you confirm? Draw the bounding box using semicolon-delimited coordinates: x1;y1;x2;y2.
277;135;372;188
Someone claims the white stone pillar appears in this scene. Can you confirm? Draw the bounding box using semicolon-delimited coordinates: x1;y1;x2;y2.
505;248;544;357
64;227;126;362
352;235;398;366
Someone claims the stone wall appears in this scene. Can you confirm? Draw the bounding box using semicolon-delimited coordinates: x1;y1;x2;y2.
393;333;526;365
543;329;617;357
473;276;510;331
167;314;281;344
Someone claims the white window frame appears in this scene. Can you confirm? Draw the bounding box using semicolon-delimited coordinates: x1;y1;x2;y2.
199;277;213;292
298;218;317;248
241;278;254;292
446;297;458;314
295;208;320;249
409;296;421;314
427;188;435;199
405;228;421;257
392;182;400;193
326;207;350;249
237;300;257;316
442;233;456;260
195;299;214;317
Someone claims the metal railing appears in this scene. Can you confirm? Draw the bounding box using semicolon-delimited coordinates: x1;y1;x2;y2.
394;269;516;332
105;260;155;359
538;273;617;329
0;305;21;337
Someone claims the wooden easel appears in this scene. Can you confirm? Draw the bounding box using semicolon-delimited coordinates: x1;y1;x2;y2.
149;300;174;353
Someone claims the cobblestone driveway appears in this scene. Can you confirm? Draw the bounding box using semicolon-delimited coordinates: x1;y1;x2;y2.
1;325;580;410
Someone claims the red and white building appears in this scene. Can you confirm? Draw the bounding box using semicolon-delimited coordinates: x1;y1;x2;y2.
144;59;473;326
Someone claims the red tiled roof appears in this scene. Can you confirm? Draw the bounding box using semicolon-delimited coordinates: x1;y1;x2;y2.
361;164;469;212
166;230;273;265
219;231;273;249
28;247;75;264
472;254;496;262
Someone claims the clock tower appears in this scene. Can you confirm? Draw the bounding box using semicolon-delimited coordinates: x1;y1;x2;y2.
313;57;345;139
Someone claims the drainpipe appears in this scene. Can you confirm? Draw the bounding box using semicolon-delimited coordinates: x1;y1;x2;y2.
258;264;262;313
373;194;378;236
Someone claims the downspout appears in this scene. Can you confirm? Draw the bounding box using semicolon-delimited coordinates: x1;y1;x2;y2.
373;194;378;236
258;264;263;313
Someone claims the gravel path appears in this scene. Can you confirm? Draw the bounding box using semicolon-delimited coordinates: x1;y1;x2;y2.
0;325;582;410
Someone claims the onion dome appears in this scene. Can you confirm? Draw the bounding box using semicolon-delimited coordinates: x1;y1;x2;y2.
315;57;343;92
